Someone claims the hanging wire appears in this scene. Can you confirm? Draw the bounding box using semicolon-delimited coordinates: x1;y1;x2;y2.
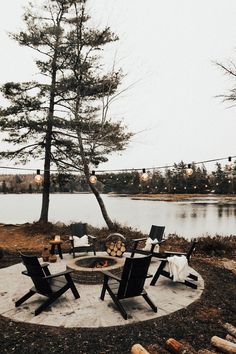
0;154;235;174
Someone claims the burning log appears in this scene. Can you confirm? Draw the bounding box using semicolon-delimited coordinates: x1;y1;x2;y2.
211;336;236;353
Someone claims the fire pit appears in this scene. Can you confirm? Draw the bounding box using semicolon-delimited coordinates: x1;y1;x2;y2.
66;255;125;284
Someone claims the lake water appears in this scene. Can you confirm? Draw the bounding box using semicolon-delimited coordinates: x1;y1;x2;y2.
0;193;236;239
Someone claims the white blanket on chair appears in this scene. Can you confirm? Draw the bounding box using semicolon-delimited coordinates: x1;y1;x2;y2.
166;255;189;282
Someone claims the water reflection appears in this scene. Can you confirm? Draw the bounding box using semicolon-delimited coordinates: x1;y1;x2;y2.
218;204;236;218
218;206;223;218
0;194;236;239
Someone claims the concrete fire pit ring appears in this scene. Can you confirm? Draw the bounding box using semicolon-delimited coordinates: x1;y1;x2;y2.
66;255;125;284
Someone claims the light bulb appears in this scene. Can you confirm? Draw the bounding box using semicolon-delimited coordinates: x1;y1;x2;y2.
89;171;97;184
186;164;193;176
227;156;233;171
34;170;43;184
140;168;149;182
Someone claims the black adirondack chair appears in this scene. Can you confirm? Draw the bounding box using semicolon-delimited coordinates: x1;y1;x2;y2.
100;255;157;320
150;239;198;289
69;223;96;258
130;225;166;258
15;253;80;316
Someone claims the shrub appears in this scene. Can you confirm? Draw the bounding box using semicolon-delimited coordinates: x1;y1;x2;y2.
196;235;236;256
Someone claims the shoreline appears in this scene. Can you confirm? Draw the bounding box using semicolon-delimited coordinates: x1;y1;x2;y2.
109;193;236;203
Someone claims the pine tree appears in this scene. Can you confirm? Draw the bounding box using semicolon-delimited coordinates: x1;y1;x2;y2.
0;0;132;227
39;2;132;229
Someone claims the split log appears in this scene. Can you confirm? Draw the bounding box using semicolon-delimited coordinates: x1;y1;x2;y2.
106;241;126;257
223;323;236;339
109;242;115;250
165;338;197;354
131;343;150;354
226;336;236;345
211;336;236;353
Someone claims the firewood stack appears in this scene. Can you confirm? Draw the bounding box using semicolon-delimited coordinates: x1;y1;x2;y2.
211;322;236;353
106;233;126;257
130;323;236;354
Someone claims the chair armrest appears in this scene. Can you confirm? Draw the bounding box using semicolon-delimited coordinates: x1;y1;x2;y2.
88;234;96;240
158;239;166;244
102;270;121;282
152;251;168;258
40;262;51;276
44;270;73;279
164;251;187;256
146;273;153;278
132;237;147;243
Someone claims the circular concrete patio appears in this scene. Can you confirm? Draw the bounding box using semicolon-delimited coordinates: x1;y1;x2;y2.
0;252;204;328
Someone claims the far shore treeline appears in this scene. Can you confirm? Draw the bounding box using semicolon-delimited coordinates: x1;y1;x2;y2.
0;161;235;195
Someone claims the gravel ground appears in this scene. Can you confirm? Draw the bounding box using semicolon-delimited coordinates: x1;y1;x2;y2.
0;257;235;354
0;224;235;354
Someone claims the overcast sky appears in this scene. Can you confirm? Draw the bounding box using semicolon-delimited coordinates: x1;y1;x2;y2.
1;0;236;173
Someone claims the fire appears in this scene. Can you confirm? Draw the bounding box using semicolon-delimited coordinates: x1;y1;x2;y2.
95;260;109;268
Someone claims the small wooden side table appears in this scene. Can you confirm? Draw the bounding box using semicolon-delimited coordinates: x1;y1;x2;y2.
49;240;63;259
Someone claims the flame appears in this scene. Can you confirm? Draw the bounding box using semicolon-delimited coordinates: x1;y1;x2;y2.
95;260;109;268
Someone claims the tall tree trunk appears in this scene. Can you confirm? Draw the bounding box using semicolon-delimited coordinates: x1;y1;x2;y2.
39;74;56;222
39;127;52;222
76;124;115;230
39;23;61;222
71;3;115;230
89;182;115;230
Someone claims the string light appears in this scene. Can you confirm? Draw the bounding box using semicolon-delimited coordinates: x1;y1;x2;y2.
186;163;193;176
0;154;235;175
89;170;97;184
140;168;149;182
227;156;233;171
34;169;43;184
